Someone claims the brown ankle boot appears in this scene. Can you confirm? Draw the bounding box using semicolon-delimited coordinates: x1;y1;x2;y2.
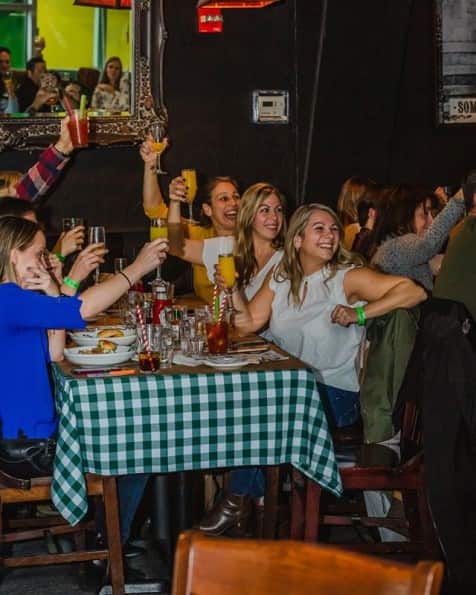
199;493;252;536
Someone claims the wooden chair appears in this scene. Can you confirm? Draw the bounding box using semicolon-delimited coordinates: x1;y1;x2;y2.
290;400;439;557
172;530;444;595
0;469;125;595
77;67;100;94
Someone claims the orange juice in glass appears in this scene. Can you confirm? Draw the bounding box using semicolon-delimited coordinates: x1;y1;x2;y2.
181;169;197;222
150;218;168;241
151;140;167;154
150;136;168;175
150;218;168;282
218;254;236;290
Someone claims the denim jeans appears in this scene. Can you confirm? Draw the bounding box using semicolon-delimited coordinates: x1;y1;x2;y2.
229;467;265;499
96;473;150;544
316;382;360;429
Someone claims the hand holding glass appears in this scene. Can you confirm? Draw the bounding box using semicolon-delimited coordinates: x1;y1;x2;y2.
218;252;236;317
181;169;197;222
88;226;106;284
149;218;168;284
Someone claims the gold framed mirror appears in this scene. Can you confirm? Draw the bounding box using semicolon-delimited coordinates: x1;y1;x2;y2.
0;0;167;149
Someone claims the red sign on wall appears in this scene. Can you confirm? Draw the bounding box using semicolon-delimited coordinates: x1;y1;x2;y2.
197;7;224;34
74;0;131;8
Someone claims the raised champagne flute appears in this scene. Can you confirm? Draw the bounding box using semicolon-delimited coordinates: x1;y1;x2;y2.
217;237;236;317
181;168;197;223
150;123;168;175
88;225;106;284
149;217;168;285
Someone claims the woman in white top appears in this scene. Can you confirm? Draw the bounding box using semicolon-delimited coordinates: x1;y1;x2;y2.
199;203;426;537
91;57;130;112
231;203;426;421
202;182;285;302
171;182;286;302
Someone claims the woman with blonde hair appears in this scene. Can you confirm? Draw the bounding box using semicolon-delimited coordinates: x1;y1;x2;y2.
230;203;425;422
199;203;426;537
202;181;286;301
336;176;376;249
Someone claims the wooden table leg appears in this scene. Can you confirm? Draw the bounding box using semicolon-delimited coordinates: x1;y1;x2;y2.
290;468;305;540
263;466;280;539
103;476;125;595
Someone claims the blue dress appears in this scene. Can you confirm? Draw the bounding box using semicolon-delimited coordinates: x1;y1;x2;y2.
0;284;85;439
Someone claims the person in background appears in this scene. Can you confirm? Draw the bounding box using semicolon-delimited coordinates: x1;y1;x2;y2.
0;46;18;114
0;116;73;202
16;57;54;114
336;176;377;249
63;80;83;110
433;175;476;318
91;57;129;112
199;203;426;536
371;185;465;291
351;183;385;261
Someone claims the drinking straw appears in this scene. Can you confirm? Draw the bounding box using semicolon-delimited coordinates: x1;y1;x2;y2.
79;94;87;119
218;293;227;323
62;94;74;118
212;285;220;322
135;304;156;372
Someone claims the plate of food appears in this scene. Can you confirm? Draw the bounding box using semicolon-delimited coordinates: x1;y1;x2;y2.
64;343;135;366
203;355;250;370
69;326;136;347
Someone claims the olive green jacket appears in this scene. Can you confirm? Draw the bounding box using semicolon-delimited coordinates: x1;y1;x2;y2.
360;308;420;444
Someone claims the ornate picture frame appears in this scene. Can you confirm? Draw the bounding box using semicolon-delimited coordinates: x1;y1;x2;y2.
435;0;476;126
0;0;167;150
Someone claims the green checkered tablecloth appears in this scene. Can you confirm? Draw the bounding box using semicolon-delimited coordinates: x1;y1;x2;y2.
51;364;342;525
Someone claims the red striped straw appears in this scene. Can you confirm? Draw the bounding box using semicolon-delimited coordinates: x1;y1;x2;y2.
218;293;227;322
135;304;155;372
62;94;74;118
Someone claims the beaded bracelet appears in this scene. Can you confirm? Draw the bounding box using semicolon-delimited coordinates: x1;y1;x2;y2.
355;306;366;327
63;276;80;291
54;252;65;263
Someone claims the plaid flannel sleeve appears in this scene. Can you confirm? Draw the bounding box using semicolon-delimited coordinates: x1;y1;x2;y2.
14;145;70;203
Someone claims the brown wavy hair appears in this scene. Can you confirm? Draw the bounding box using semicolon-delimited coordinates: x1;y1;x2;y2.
336;176;377;227
0;216;41;283
100;57;123;90
234;182;286;290
275;203;364;306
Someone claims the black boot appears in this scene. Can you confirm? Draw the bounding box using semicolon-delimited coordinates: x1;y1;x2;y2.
198;492;252;536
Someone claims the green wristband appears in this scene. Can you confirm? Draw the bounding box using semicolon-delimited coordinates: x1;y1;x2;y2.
355;306;366;326
63;276;80;291
54;252;66;263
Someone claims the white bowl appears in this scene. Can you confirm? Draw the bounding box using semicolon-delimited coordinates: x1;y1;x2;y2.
69;326;136;347
64;345;134;367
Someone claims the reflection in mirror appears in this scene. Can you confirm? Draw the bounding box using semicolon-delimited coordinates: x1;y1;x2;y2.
0;0;167;149
0;0;133;118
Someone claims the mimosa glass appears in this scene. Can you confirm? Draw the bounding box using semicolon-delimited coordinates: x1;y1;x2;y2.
149;217;168;283
181;168;197;222
150;123;168;174
88;226;106;284
217;237;236;317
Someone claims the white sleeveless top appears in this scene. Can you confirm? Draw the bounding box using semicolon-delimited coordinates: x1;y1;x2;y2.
268;266;365;392
202;237;283;300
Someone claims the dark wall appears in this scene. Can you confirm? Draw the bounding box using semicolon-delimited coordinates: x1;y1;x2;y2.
2;0;476;235
300;0;476;207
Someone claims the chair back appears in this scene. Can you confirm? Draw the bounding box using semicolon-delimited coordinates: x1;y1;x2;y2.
172;531;444;595
77;67;100;94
